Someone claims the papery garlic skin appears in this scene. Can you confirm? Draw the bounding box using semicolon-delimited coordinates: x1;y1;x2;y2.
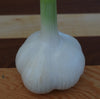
16;31;85;94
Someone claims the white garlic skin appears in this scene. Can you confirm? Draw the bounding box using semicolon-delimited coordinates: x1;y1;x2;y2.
16;31;85;94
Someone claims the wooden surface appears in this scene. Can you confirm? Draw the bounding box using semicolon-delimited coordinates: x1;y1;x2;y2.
0;15;100;67
0;66;100;99
0;0;100;14
0;14;100;38
0;37;100;68
0;2;100;66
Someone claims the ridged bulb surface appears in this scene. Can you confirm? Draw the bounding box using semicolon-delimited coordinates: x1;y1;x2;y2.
16;31;85;94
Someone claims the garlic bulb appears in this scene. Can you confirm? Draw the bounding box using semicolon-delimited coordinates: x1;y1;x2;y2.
16;0;85;94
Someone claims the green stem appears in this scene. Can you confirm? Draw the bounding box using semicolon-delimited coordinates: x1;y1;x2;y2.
40;0;58;40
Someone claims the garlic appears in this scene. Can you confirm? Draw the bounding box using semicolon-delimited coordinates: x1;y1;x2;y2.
16;0;85;94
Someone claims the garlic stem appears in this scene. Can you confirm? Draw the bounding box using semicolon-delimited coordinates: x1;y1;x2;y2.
40;0;58;40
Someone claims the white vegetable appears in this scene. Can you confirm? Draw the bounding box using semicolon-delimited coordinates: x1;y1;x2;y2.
16;0;85;94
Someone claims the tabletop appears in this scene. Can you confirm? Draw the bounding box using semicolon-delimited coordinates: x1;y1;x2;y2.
0;66;100;99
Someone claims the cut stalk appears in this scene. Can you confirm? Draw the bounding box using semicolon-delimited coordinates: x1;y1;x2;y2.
40;0;58;40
